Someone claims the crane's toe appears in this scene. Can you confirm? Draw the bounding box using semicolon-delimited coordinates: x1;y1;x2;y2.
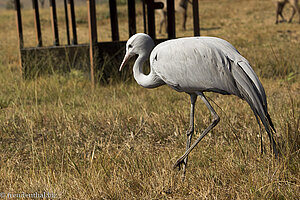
173;157;184;171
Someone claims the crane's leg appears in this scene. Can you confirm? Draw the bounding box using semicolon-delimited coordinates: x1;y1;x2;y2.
181;93;197;181
288;7;296;23
276;1;286;24
174;92;220;170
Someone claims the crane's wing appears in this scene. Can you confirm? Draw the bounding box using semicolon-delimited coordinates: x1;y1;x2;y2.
150;37;241;94
151;37;265;100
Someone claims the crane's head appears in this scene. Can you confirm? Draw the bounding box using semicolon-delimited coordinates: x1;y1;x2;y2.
119;33;155;71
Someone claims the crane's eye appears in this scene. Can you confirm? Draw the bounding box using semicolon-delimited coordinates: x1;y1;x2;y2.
128;44;133;49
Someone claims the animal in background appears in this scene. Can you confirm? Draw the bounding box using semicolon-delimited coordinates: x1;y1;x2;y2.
276;0;300;24
156;0;190;33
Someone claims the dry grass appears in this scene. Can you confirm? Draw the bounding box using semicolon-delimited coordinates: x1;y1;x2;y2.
0;0;299;199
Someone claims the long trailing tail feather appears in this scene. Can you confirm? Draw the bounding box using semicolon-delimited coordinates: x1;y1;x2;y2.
237;61;276;133
266;112;276;133
232;61;278;157
237;61;268;110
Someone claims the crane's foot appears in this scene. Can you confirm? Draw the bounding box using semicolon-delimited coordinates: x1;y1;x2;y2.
174;157;188;181
173;157;185;171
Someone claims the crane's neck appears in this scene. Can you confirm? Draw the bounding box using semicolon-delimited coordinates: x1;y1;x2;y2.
133;53;164;88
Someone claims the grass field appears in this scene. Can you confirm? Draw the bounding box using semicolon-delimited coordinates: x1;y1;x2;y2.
0;0;299;199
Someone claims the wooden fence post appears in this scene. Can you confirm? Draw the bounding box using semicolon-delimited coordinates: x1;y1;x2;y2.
146;0;163;39
32;0;42;47
192;0;200;36
128;0;136;37
142;0;147;33
68;0;78;44
109;0;119;41
167;0;175;39
15;0;23;74
146;0;155;39
49;0;59;46
87;0;98;85
64;0;71;45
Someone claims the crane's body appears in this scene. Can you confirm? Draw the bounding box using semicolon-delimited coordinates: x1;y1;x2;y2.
151;37;253;95
119;33;278;180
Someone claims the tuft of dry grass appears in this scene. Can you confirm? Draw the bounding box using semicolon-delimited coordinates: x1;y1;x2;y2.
0;0;299;199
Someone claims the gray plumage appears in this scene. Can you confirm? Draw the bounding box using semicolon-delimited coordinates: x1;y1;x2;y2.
119;33;278;180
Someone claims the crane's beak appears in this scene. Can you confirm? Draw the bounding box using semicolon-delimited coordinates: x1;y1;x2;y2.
119;52;132;71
